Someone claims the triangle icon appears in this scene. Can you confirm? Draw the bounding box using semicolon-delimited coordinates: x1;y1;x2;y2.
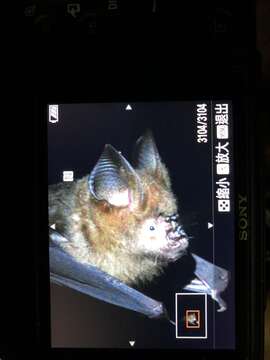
208;222;213;229
125;104;132;110
50;224;56;230
129;340;135;346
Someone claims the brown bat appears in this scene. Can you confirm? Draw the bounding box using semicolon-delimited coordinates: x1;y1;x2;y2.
49;130;189;285
49;130;229;318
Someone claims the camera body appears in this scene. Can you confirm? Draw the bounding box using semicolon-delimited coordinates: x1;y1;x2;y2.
22;1;264;360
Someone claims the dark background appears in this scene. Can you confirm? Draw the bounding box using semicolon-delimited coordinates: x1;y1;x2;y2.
48;101;235;349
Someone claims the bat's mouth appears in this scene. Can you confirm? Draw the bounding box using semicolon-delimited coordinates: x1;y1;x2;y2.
166;229;189;250
163;214;189;260
166;230;189;249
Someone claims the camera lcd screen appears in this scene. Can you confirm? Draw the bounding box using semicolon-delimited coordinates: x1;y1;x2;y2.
48;100;235;349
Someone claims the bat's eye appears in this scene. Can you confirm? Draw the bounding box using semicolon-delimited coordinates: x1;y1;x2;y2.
149;225;155;231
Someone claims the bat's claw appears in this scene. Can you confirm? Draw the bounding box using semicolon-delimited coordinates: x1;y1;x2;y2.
217;305;227;313
211;289;227;312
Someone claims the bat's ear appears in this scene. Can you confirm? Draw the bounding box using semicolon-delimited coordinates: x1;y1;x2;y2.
133;129;171;188
88;144;144;208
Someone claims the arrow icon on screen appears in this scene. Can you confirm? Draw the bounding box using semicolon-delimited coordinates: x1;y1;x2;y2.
125;104;132;111
208;222;213;229
50;224;56;230
129;340;135;346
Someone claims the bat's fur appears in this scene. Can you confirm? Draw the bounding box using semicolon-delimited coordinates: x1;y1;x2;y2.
49;132;187;285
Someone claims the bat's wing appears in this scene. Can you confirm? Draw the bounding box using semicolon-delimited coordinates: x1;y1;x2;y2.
183;253;230;312
49;227;168;320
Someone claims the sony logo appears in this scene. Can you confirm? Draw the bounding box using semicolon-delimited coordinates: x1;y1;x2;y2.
238;194;248;241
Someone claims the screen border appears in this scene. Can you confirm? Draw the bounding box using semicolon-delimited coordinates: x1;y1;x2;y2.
33;94;263;360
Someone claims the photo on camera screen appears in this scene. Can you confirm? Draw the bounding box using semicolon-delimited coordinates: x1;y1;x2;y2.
48;101;235;349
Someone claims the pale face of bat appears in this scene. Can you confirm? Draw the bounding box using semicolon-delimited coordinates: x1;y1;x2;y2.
135;214;189;261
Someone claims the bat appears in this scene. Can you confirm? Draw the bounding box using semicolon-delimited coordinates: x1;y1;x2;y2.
49;130;229;321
